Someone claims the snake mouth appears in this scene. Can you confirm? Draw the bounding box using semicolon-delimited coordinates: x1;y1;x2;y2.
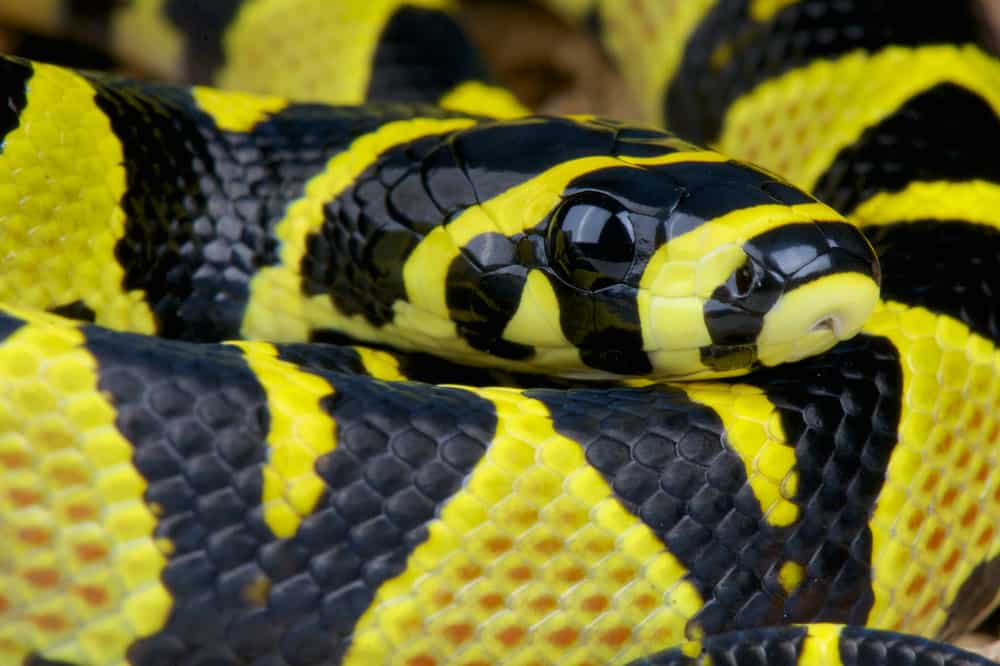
756;271;881;367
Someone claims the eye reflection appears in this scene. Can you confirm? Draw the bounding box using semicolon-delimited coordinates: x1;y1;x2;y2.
547;192;637;291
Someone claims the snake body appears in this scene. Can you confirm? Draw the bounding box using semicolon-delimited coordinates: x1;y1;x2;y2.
0;1;996;665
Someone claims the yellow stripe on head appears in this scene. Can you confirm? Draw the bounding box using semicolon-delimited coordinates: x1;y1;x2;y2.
638;194;879;378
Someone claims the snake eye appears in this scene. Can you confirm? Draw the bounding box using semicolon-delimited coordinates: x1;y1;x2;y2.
547;192;637;291
733;262;756;296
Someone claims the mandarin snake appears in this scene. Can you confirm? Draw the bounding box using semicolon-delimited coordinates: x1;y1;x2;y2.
0;1;994;665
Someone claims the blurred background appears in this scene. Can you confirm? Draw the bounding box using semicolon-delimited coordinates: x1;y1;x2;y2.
458;0;1000;121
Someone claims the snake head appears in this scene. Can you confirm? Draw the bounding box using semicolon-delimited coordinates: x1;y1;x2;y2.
359;117;879;379
533;155;881;379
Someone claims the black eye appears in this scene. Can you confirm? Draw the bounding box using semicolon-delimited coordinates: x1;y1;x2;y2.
546;193;637;291
734;262;755;296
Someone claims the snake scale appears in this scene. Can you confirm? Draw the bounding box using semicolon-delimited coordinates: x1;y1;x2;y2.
0;1;995;665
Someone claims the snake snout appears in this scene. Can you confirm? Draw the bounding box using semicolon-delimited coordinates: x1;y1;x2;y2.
754;219;881;367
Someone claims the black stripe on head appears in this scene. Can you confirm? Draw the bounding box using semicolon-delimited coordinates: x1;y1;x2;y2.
83;69;441;340
627;626;808;666
164;0;246;83
865;219;1000;344
445;231;534;360
664;0;982;144
557;282;651;374
549;165;684;373
450;117;618;201
649;160;816;229
539;167;668;374
813;82;1000;214
366;5;492;104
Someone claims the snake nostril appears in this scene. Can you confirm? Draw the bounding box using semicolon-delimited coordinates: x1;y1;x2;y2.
809;315;840;337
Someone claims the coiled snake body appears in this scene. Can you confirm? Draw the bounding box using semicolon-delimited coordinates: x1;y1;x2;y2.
0;1;996;665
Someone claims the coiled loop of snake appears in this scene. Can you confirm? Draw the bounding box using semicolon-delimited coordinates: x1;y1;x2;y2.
0;1;994;665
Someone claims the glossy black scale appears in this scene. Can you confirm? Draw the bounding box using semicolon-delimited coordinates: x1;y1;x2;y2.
525;332;901;634
304;129;469;330
75;319;499;665
77;66;463;340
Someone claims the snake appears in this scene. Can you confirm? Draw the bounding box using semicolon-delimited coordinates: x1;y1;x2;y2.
0;1;995;665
